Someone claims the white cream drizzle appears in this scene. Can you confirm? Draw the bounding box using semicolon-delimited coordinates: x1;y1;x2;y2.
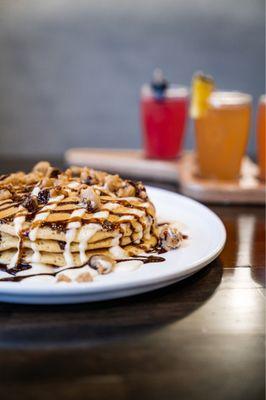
126;208;145;217
14;214;26;235
31;241;41;263
67;181;80;189
114;260;143;272
64;208;86;267
111;234;122;246
78;223;102;264
64;229;77;267
119;215;134;221
31;186;40;197
103;202;120;210
116;197;150;209
56;265;98;282
93;211;109;219
109;245;127;259
21;275;55;285
8;209;25;269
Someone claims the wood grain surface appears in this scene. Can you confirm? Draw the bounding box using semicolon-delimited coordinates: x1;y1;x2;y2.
0;158;265;400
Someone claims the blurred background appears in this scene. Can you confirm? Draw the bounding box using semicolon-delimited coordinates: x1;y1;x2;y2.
0;0;264;158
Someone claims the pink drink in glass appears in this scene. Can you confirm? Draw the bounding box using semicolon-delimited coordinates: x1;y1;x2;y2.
141;83;188;160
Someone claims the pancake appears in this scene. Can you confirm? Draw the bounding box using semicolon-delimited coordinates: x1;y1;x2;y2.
0;161;184;283
0;231;134;253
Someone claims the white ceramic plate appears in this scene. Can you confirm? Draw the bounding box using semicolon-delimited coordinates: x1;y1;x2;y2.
0;187;226;304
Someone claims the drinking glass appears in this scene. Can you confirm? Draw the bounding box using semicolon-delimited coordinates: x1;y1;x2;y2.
256;94;266;181
194;91;252;180
141;85;189;159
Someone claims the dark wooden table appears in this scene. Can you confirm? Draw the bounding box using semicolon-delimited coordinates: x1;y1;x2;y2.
0;158;265;400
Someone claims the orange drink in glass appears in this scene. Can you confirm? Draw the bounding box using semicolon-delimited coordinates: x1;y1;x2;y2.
194;91;252;180
256;95;266;181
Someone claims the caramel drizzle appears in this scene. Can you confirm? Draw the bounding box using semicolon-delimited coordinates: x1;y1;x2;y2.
1;197;152;239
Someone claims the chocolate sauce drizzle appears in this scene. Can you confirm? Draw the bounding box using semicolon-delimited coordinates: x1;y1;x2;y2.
0;164;182;285
0;255;165;282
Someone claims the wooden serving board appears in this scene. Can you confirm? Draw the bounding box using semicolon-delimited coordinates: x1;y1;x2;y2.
178;153;265;205
65;148;179;182
65;148;265;205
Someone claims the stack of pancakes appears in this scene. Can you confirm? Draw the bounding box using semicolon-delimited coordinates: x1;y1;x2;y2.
0;162;182;282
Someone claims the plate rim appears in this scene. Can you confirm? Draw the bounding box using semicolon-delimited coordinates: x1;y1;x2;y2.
0;186;226;297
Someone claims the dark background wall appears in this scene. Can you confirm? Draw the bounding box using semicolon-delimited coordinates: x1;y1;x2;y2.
0;0;264;157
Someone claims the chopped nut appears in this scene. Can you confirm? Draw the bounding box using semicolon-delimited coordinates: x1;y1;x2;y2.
50;185;68;197
134;181;148;200
1;172;25;186
80;187;100;211
89;254;115;274
80;167;89;180
104;174;121;192
70;166;82;177
95;170;108;184
40;177;54;188
0;174;8;181
22;196;38;213
57;274;72;283
64;168;72;179
47;167;61;178
117;181;136;197
158;225;183;251
0;189;12;201
80;167;93;184
75;272;93;282
24;172;38;185
33;161;51;175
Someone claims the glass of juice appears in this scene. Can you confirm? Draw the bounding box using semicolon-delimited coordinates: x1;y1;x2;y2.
256;94;266;181
140;71;189;159
194;91;252;180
